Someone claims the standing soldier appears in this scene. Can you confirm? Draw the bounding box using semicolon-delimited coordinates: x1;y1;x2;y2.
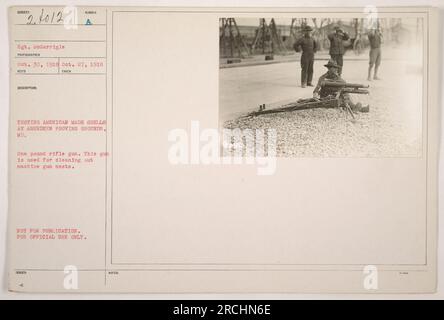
367;27;383;81
294;25;318;88
328;26;349;76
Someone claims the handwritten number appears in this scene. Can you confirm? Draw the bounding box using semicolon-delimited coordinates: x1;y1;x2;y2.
26;15;34;25
25;9;64;25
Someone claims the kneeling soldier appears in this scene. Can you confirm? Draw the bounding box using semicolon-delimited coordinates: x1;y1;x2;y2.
313;59;369;113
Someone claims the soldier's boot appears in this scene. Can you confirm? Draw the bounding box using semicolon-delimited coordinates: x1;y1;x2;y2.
350;102;370;113
360;105;370;112
350;102;361;112
373;66;381;80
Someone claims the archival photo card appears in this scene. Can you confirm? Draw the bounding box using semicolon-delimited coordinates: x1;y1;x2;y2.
7;6;439;293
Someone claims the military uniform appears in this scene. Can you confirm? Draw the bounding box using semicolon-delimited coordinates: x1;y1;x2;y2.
313;71;345;98
368;31;382;67
367;30;382;80
327;28;349;76
314;59;369;113
294;26;318;87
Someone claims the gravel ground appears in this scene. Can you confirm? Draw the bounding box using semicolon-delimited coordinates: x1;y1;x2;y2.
223;84;422;157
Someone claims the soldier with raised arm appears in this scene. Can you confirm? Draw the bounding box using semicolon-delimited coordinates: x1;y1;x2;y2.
367;27;383;81
327;26;349;76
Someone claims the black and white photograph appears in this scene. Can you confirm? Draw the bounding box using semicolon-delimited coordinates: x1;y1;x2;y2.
219;16;424;157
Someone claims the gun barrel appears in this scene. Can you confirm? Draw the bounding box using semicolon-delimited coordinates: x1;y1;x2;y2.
346;83;370;89
341;88;369;94
322;80;369;89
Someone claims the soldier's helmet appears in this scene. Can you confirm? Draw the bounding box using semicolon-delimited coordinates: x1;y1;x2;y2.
324;59;340;69
302;25;313;32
